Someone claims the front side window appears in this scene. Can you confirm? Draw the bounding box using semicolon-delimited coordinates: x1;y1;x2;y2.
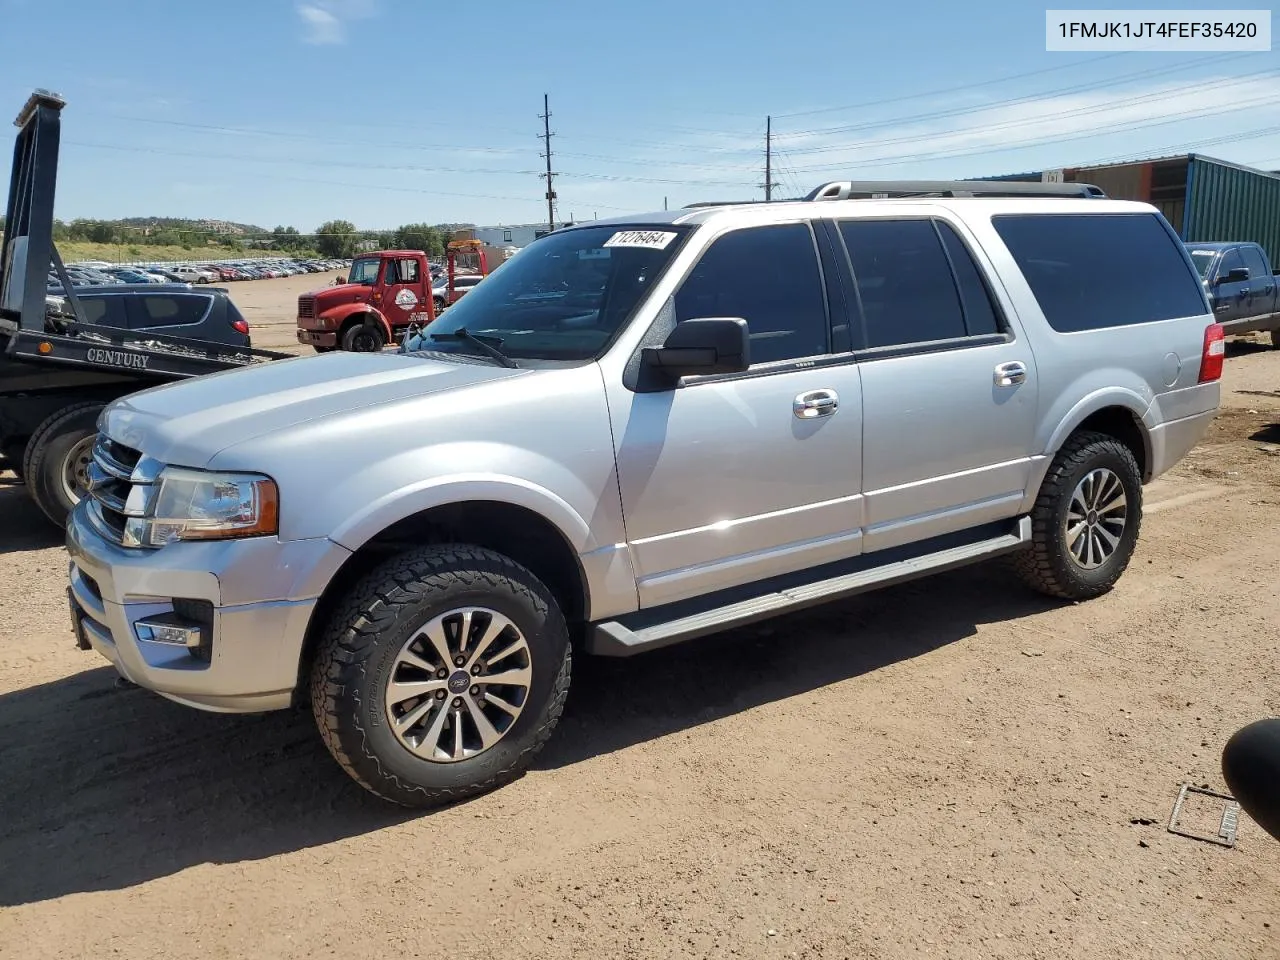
674;223;828;365
416;224;692;361
398;258;420;284
347;258;381;285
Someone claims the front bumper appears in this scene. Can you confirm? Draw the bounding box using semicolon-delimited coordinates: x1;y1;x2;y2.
297;326;337;348
65;499;350;713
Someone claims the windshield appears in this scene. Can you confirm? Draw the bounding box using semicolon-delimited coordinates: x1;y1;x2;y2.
1188;249;1216;278
408;224;691;361
348;258;381;285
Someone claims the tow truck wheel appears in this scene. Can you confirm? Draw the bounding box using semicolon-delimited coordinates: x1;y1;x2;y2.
24;402;104;527
341;321;386;353
310;544;572;808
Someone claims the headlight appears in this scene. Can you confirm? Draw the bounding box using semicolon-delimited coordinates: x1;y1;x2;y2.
124;467;279;547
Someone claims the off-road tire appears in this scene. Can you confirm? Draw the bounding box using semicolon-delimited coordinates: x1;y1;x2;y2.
24;402;104;527
310;544;572;808
341;321;386;353
1013;430;1143;601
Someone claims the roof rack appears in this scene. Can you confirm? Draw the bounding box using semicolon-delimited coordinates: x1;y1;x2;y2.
804;180;1107;200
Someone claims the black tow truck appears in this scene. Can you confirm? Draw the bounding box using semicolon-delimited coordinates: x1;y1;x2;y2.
1;89;293;526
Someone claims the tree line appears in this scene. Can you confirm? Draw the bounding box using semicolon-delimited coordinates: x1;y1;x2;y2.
0;215;471;260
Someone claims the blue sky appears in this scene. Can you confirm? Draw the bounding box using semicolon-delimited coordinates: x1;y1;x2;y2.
1;0;1277;233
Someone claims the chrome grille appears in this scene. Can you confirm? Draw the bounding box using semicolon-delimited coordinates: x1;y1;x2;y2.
84;434;157;548
298;295;315;319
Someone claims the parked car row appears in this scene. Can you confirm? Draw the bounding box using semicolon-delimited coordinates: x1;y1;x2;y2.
53;257;349;290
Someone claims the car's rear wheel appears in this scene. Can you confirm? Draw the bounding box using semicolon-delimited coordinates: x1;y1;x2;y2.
341;321;386;352
24;402;104;527
310;544;572;807
1013;430;1143;600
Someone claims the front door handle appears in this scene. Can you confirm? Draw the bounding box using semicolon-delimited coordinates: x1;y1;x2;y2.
994;361;1028;387
794;389;839;419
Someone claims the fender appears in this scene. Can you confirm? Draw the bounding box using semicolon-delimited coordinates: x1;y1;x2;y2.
317;302;393;343
328;473;595;556
1042;386;1153;458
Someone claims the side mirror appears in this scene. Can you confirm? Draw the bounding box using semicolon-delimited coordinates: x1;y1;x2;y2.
1222;718;1280;843
642;317;750;379
1216;267;1249;285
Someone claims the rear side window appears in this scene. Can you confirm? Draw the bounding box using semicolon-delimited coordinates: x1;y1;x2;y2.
131;294;212;328
839;219;968;348
1240;245;1270;279
675;223;828;364
77;295;127;328
992;213;1207;332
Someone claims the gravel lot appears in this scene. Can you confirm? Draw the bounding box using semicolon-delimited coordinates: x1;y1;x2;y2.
1;279;1278;959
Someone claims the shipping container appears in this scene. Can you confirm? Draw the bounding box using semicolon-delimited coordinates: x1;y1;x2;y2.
980;154;1280;264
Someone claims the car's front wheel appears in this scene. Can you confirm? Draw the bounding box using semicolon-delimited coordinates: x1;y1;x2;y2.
1014;430;1143;600
310;544;572;807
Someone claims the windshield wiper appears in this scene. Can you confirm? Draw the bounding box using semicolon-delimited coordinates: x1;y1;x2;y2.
428;327;519;368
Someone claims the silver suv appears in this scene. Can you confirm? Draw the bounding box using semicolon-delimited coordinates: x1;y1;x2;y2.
66;181;1223;806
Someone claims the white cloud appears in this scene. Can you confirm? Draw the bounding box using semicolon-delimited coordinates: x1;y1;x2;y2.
296;0;378;45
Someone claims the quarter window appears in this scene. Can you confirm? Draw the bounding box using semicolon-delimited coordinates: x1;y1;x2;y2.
992;213;1208;332
674;223;828;365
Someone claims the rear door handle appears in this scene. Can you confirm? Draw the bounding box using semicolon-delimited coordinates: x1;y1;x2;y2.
994;361;1028;387
794;389;839;419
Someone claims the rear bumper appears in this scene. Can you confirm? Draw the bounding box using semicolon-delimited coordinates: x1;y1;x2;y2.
297;327;336;347
1148;407;1217;480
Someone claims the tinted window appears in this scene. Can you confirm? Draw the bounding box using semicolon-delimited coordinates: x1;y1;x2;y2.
1240;245;1270;279
410;224;691;362
992;213;1207;332
840;219;967;348
134;295;211;328
1218;248;1245;280
675;223;828;364
79;296;110;325
937;221;1001;336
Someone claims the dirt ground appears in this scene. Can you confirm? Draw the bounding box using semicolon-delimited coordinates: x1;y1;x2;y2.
1;289;1278;958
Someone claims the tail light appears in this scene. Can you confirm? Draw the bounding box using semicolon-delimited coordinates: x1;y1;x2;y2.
1198;322;1225;382
231;317;250;336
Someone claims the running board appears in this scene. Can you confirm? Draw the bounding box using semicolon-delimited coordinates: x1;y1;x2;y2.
589;517;1032;657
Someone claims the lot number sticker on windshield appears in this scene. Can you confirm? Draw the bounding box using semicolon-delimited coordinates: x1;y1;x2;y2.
603;230;678;250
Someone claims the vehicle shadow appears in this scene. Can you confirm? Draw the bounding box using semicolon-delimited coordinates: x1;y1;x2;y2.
0;479;63;555
1251;424;1280;444
1225;339;1274;358
541;563;1057;769
0;561;1058;906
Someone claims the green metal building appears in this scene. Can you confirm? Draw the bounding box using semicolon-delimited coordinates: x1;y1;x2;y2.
979;155;1280;264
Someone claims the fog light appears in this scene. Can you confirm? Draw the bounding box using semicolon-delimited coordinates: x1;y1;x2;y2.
135;613;204;649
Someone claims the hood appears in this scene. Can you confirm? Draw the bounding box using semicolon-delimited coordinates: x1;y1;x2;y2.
101;351;529;468
306;282;372;307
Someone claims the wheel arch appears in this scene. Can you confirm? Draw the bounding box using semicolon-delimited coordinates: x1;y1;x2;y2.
296;496;591;701
320;304;393;344
1043;390;1152;480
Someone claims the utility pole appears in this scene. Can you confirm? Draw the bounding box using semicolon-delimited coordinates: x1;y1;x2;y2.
539;94;557;233
762;116;780;201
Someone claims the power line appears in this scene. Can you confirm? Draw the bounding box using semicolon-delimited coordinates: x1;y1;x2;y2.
539;94;557;232
787;90;1280;175
784;67;1280;161
777;52;1249;142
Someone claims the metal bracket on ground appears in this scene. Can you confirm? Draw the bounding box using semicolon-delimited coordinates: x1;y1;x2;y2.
1168;784;1240;847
